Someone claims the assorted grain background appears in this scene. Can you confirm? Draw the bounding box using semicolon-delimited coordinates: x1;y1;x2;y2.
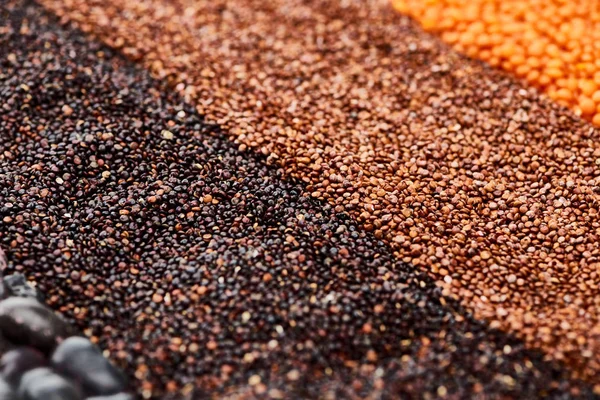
0;0;599;398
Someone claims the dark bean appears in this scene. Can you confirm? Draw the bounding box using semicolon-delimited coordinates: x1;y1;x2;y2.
0;378;16;400
51;337;126;396
0;347;47;385
0;248;6;273
0;274;44;302
86;393;134;400
18;368;82;400
0;297;71;353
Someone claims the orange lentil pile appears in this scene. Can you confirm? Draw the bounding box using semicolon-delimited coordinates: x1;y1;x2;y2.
392;0;600;125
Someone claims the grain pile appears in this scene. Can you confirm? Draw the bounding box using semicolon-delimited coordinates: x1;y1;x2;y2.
39;0;600;382
392;0;600;125
1;0;596;398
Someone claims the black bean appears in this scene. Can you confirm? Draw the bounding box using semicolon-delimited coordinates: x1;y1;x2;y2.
18;367;82;400
86;393;134;400
0;347;47;385
0;274;44;302
0;298;71;353
0;378;16;400
51;337;126;396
